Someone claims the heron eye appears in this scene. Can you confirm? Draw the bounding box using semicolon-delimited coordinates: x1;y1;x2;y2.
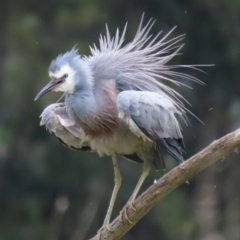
63;74;68;78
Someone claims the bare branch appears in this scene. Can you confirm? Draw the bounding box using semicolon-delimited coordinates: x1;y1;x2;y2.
91;128;240;240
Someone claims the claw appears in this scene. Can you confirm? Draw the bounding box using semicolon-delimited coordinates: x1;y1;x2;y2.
129;201;136;211
119;208;124;223
97;227;103;240
97;224;114;240
123;207;134;224
119;201;136;224
105;224;114;232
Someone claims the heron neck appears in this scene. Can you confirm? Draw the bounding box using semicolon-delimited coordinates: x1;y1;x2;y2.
65;79;119;136
65;87;98;121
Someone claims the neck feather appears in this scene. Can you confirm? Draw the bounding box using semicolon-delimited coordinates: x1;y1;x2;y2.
66;80;119;136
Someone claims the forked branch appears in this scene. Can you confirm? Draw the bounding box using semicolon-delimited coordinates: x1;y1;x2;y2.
91;128;240;240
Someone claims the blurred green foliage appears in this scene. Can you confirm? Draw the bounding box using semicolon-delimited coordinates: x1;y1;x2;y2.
0;0;240;240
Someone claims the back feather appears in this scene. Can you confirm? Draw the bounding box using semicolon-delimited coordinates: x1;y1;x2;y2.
85;14;206;123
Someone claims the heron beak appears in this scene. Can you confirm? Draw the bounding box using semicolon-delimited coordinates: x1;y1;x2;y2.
34;79;64;101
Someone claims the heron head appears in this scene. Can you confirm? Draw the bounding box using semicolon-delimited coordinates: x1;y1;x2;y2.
34;48;81;101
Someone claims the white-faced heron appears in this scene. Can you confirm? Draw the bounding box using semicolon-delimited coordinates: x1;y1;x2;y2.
35;16;203;232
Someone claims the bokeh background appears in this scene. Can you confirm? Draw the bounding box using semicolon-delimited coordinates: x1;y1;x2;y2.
1;1;240;240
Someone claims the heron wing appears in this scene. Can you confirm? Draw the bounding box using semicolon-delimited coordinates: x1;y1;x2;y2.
117;90;185;166
40;103;90;151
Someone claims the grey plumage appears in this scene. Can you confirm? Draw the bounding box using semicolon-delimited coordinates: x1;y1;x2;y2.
117;90;185;169
40;103;90;151
35;15;203;229
40;102;144;163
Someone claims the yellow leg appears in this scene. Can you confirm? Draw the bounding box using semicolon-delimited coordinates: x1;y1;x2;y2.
103;155;122;226
119;162;151;224
97;155;122;239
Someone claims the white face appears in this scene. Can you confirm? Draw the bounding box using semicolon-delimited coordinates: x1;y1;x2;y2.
49;64;76;93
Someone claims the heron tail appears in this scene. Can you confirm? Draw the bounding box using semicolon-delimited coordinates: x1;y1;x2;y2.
156;138;185;164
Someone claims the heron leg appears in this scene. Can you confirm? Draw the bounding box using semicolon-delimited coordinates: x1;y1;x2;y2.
97;156;122;239
129;161;151;202
119;161;151;224
102;155;122;229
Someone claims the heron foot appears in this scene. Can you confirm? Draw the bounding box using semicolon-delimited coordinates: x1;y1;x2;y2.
119;201;136;224
97;224;114;240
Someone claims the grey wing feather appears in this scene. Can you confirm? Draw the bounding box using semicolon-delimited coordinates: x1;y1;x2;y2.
40;103;90;151
117;90;185;166
118;91;183;139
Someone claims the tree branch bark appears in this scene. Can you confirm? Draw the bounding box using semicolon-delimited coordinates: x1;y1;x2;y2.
91;128;240;240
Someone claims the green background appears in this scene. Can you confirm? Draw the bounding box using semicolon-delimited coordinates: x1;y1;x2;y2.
1;0;240;239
